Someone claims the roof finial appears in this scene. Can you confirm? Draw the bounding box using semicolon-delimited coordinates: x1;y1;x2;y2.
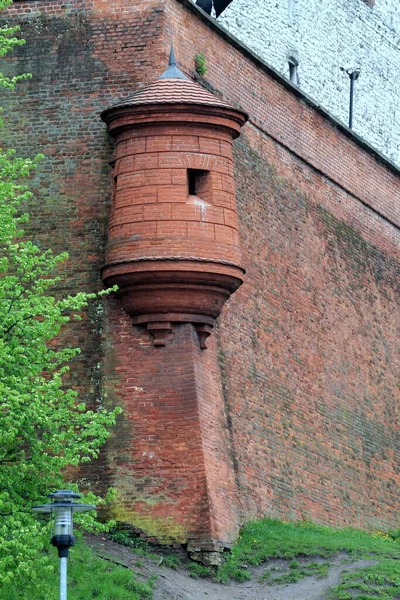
159;41;189;80
169;43;177;68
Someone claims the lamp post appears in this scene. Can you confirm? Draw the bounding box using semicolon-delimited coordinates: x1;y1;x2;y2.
33;490;96;600
341;67;361;129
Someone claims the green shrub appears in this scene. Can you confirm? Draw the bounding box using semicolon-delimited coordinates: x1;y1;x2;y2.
194;52;207;76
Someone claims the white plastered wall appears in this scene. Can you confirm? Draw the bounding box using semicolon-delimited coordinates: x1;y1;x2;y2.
217;0;400;166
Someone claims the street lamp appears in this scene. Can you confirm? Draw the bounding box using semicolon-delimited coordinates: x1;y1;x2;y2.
33;490;96;600
341;67;361;129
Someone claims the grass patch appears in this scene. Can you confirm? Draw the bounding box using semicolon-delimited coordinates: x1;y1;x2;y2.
189;562;213;579
108;529;160;562
229;567;252;582
216;518;400;593
109;529;151;555
161;555;181;570
260;559;331;584
329;559;400;599
3;539;154;599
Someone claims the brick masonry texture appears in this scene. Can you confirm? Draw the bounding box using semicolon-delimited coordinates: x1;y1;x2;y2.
0;0;398;546
106;125;241;266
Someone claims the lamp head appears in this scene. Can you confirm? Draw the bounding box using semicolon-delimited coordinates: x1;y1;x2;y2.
340;66;361;79
32;490;96;558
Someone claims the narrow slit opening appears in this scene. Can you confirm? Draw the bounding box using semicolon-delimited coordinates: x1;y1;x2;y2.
188;169;198;195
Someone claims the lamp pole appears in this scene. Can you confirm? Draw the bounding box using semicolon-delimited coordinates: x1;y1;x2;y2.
33;490;96;600
341;67;361;129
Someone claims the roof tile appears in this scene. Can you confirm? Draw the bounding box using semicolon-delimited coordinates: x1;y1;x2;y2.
112;77;238;110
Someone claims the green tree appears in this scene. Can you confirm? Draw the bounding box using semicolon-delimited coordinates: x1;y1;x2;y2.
0;0;120;588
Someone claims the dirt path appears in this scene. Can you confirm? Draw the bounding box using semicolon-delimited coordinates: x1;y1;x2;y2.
86;534;375;600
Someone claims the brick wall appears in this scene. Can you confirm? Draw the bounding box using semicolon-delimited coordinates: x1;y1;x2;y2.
105;123;241;265
223;133;399;528
170;0;399;530
0;0;398;544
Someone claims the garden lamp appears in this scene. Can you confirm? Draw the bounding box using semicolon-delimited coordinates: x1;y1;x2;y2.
33;490;96;600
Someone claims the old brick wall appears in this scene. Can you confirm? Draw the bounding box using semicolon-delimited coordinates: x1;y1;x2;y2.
0;0;197;538
99;304;239;545
0;0;398;543
169;0;399;530
224;134;399;529
0;0;169;409
1;0;242;546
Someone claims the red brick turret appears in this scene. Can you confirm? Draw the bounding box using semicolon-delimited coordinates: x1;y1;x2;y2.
101;49;247;348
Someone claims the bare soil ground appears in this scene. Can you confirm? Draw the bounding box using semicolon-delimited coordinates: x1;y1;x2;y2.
86;534;376;600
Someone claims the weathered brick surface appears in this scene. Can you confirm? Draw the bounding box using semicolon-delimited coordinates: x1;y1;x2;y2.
105;123;242;267
99;309;214;543
0;0;398;546
222;134;399;529
167;0;399;529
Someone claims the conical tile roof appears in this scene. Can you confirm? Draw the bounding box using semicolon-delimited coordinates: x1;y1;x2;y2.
105;45;247;117
111;77;239;110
